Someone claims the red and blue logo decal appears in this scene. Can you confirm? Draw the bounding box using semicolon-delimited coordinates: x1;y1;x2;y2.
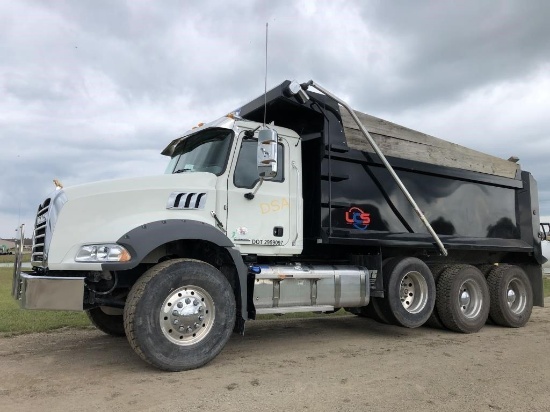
345;207;370;230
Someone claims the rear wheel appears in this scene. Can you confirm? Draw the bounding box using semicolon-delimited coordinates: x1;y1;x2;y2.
124;259;236;371
378;257;435;328
487;265;533;328
368;297;394;324
86;307;125;337
425;265;450;329
349;300;393;324
436;265;489;333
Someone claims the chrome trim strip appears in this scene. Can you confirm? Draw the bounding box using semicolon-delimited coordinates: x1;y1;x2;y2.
256;305;335;315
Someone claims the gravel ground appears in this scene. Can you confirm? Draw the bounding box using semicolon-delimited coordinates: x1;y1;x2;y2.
1;299;549;412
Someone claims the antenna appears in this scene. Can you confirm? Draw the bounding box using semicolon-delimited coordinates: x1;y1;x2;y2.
263;22;268;127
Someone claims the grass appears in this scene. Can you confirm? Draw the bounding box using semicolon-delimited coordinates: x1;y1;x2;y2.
0;253;31;264
1;267;549;336
0;267;89;336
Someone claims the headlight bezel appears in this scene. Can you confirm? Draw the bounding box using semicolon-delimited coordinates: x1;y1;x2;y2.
75;244;131;263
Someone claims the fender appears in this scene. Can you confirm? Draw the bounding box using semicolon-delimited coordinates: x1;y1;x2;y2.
102;219;249;321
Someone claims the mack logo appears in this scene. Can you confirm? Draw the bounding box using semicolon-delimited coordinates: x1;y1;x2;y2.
345;207;370;230
167;192;207;210
36;214;47;225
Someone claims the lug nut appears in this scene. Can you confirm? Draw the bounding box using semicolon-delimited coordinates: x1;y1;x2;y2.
173;319;179;325
172;310;179;316
179;326;185;332
193;299;199;306
186;326;193;332
177;302;183;308
185;297;191;304
198;315;204;321
194;322;199;329
198;306;203;312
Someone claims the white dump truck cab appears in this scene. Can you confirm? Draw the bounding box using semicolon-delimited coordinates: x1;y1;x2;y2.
12;114;304;315
162;115;303;256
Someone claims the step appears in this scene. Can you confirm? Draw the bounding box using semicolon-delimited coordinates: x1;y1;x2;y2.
255;305;335;315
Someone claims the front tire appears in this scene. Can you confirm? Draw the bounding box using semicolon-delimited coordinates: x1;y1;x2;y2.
124;259;236;371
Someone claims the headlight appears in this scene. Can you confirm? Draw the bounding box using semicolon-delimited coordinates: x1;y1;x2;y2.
75;244;131;262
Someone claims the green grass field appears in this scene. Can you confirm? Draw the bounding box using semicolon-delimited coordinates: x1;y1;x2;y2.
0;253;31;264
1;266;549;336
0;267;89;335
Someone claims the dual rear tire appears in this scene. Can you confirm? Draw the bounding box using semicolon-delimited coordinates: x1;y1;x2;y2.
353;259;533;333
434;264;533;333
487;265;533;328
359;257;436;328
436;265;490;333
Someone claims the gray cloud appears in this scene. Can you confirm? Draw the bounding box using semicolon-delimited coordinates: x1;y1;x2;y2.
1;0;550;237
352;1;550;110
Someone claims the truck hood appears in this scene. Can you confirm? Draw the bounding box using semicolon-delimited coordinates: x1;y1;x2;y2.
47;172;221;269
63;173;217;200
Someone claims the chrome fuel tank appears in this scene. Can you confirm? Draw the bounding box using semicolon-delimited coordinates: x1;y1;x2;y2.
252;264;369;314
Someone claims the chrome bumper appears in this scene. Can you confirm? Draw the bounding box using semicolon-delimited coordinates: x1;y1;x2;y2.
12;267;85;311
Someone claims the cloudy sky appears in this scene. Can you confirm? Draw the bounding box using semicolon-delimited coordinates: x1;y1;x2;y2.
1;0;550;242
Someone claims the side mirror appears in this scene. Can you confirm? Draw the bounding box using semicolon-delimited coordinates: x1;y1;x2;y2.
257;129;278;179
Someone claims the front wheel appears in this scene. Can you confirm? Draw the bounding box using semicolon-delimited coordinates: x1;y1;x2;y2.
124;259;236;371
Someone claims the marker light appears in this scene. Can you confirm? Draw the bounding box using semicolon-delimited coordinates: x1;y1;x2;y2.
75;244;131;262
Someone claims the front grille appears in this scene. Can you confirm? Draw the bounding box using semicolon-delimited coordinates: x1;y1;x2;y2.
32;198;51;264
30;191;68;268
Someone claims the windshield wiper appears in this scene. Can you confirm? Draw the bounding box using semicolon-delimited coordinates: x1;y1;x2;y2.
174;168;193;174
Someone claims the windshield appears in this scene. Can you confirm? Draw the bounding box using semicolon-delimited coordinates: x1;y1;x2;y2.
165;128;234;175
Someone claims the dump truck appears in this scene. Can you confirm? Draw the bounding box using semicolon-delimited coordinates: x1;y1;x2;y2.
12;80;545;371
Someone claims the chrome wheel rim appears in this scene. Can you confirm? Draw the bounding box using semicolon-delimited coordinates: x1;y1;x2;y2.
160;286;215;346
506;278;527;315
399;271;429;314
458;279;483;319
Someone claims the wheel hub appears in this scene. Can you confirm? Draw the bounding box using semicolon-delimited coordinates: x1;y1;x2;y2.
458;280;482;319
506;279;526;314
459;290;471;307
160;286;215;346
507;289;516;305
399;271;428;314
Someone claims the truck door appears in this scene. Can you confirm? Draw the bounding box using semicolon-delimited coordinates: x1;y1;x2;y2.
226;135;290;252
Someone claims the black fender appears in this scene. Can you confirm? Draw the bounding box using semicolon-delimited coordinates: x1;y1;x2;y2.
102;219;249;321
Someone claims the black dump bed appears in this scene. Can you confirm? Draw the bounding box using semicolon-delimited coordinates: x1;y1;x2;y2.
238;81;544;291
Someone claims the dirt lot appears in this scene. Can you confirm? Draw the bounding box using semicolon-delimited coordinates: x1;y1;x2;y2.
1;301;550;412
